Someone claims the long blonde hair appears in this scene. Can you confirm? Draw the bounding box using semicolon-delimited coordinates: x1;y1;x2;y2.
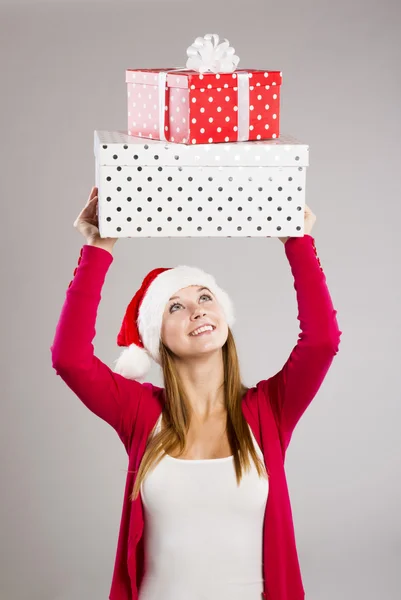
130;328;267;501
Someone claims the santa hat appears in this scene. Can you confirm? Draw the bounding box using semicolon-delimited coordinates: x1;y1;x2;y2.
114;265;235;381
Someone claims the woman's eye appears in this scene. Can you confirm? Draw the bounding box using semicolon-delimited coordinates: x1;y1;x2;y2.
169;294;212;313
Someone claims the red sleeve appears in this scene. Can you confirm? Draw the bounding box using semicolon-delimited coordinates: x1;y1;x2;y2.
50;244;144;450
258;235;342;454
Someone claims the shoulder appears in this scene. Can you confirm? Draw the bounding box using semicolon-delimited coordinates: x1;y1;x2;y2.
242;379;276;423
136;381;165;424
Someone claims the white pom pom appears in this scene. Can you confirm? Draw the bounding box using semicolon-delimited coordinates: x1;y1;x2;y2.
113;344;152;382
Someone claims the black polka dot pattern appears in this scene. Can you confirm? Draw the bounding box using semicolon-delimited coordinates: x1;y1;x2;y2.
94;131;308;238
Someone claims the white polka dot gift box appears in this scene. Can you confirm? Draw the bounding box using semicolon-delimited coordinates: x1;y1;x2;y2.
126;33;282;146
94;130;309;239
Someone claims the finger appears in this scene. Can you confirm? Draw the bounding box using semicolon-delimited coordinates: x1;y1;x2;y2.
86;186;98;206
83;196;98;213
75;196;98;225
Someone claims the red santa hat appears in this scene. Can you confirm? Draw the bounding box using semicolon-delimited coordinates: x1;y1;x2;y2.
114;265;235;381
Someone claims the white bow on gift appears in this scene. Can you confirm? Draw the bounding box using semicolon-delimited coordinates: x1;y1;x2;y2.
158;33;249;142
186;33;240;74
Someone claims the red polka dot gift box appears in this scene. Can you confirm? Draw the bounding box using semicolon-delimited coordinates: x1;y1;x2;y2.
125;34;282;146
93;130;309;239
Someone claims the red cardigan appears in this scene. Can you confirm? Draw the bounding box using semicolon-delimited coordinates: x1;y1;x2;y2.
51;235;341;600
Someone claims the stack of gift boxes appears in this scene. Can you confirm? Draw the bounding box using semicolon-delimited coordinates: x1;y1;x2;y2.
94;34;309;238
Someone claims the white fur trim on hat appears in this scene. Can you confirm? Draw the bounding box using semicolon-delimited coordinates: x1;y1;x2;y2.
139;265;235;365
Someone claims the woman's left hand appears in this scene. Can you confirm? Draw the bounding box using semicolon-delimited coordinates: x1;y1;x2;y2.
278;204;316;244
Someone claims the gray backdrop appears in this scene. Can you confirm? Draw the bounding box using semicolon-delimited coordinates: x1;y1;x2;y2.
1;0;400;598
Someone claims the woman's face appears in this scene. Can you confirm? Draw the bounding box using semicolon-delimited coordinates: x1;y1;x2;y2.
161;285;228;359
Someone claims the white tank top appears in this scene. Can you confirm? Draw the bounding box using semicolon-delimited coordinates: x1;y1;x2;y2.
139;413;269;600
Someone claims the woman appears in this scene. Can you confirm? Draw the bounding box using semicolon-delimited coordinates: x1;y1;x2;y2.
51;186;341;600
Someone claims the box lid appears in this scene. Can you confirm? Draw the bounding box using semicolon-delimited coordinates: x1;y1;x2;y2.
125;68;282;90
94;130;308;167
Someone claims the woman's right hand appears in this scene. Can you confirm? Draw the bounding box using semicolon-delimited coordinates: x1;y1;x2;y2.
73;186;118;251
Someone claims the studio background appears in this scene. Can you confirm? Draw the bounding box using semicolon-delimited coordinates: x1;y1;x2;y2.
1;0;400;598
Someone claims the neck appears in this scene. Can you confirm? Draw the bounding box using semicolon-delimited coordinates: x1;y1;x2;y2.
174;350;226;421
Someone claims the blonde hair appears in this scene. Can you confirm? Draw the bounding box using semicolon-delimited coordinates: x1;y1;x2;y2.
130;328;267;501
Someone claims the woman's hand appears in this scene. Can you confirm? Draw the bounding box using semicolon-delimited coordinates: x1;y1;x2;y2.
279;204;316;244
73;186;118;252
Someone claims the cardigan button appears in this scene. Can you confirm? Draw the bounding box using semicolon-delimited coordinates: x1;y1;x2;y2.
73;267;78;276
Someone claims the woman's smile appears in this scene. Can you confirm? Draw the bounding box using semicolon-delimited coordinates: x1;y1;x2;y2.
189;325;216;337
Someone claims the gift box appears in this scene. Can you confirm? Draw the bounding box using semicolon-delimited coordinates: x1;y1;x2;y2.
126;34;282;145
94;130;309;239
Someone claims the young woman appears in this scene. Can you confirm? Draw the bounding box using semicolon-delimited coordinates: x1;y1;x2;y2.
51;186;341;600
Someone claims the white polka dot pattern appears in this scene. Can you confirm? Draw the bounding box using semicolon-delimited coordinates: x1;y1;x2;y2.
125;69;282;145
94;130;308;239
